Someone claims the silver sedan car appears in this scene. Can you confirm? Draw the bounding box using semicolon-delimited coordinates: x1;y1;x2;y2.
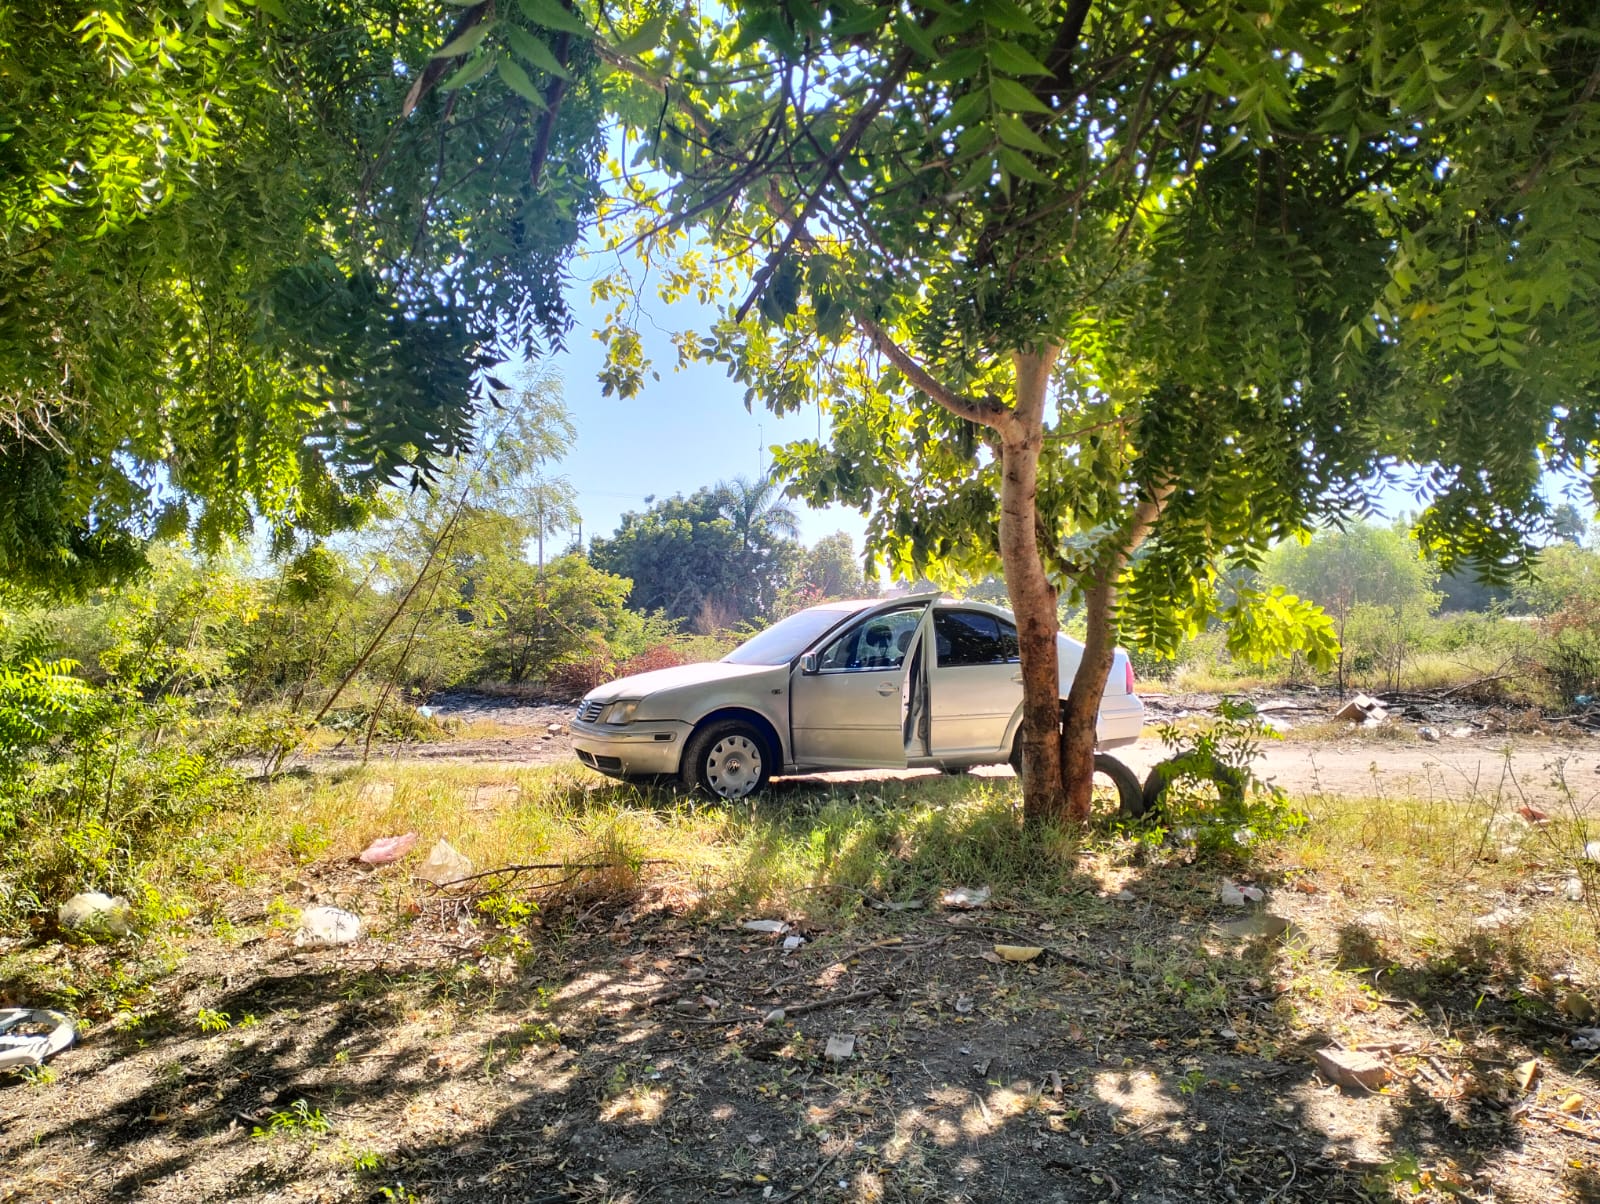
570;595;1146;805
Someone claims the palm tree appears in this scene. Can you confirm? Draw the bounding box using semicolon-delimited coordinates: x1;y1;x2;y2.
716;474;800;618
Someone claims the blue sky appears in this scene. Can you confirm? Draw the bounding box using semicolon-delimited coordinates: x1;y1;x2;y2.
537;254;871;551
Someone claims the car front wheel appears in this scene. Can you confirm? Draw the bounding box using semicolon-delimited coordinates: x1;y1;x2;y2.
681;721;770;800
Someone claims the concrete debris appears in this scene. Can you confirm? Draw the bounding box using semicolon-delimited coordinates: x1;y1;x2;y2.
1333;694;1388;725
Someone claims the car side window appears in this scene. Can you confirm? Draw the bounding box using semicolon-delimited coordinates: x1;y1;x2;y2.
817;608;922;671
935;611;1019;667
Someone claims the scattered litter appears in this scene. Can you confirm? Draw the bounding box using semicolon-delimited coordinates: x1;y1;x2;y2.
993;945;1043;963
1111;889;1136;902
1313;1047;1391;1091
1333;694;1388;725
1516;805;1550;824
954;995;975;1014
823;1034;855;1063
1259;714;1292;733
762;1008;787;1025
869;898;925;912
417;839;473;889
1586;841;1600;862
1219;878;1264;907
1255;699;1298;713
1569;878;1586;902
940;886;991;910
742;919;791;935
0;1009;76;1072
1215;914;1290;940
359;833;418;865
415;705;436;719
546;722;564;735
1417;726;1441;743
1474;907;1522;931
293;906;362;948
1570;1028;1600;1051
1449;726;1475;739
1514;1059;1541;1093
1560;1093;1587;1114
57;892;133;940
782;935;806;952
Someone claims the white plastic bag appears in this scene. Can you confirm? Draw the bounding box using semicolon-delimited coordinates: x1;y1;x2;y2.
418;839;473;889
293;906;363;948
57;892;133;939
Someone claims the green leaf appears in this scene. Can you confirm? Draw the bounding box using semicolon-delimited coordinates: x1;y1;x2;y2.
518;0;591;38
434;19;495;59
441;50;497;90
994;112;1051;155
504;26;571;78
895;15;939;61
976;0;1042;36
613;12;668;57
989;77;1052;116
497;56;548;107
988;40;1052;76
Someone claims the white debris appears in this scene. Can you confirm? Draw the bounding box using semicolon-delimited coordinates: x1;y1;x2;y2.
782;934;806;952
293;906;363;948
1569;878;1586;902
940;886;992;910
1219;878;1264;907
417;839;473;889
1418;726;1441;743
0;1009;76;1072
1334;694;1388;725
824;1034;856;1062
1474;907;1522;931
57;892;133;940
742;919;790;934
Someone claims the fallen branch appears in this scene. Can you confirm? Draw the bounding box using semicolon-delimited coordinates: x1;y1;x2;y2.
772;1148;844;1204
420;859;675;893
770;986;882;1018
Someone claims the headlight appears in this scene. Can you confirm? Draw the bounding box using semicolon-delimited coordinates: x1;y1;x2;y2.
601;699;641;725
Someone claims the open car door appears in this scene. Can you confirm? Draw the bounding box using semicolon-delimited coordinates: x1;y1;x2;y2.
789;604;927;769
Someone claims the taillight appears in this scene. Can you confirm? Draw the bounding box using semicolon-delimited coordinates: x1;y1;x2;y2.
1124;657;1136;695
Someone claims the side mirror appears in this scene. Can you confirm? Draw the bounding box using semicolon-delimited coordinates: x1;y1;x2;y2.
800;652;819;675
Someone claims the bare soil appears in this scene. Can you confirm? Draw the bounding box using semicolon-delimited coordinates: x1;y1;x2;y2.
8;691;1600;1203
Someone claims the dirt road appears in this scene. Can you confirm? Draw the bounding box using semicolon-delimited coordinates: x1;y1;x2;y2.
330;692;1600;810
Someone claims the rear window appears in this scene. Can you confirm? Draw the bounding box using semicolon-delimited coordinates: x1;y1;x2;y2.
935;611;1020;666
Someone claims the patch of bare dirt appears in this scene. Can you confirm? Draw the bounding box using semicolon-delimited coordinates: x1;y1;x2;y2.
6;847;1600;1202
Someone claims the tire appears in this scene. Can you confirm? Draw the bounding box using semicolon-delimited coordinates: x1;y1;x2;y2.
1141;758;1245;816
1093;753;1146;820
1013;734;1145;821
680;721;771;801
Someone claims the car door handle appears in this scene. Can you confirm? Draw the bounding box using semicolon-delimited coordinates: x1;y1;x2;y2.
877;683;897;696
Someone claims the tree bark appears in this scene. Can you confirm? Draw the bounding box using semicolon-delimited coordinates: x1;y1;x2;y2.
1062;572;1117;823
1001;345;1067;823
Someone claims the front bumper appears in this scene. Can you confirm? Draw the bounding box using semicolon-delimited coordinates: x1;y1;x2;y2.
570;718;691;777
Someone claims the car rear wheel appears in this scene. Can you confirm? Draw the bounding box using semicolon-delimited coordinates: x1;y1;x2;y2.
1009;736;1146;821
681;721;770;800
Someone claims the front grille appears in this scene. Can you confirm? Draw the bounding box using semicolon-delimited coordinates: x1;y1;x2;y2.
575;699;604;723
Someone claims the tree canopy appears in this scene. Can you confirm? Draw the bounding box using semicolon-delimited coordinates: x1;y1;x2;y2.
1;0;605;591
589;0;1600;820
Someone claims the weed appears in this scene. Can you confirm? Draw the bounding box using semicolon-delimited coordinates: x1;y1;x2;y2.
1176;1067;1206;1097
252;1098;330;1139
195;1008;231;1033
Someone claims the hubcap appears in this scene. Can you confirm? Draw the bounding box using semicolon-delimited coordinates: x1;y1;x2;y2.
705;735;762;799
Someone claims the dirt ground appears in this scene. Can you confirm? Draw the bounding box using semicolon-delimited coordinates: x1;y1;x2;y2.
8;690;1600;1203
318;689;1600;813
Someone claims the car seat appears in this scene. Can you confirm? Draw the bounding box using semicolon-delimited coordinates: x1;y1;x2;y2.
895;628;915;664
861;624;892;668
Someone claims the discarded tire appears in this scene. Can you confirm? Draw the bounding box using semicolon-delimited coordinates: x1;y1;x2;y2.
1141;758;1246;817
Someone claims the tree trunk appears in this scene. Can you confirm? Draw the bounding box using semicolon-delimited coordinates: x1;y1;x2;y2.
1000;346;1067;824
1063;572;1118;823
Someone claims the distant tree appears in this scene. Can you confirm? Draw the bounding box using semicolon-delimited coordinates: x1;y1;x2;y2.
1514;543;1600;616
1262;524;1440;621
783;531;875;612
1552;503;1590;548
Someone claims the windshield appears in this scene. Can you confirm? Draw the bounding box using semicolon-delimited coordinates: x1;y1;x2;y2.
722;607;859;666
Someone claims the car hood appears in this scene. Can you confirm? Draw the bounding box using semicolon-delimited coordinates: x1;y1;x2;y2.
583;660;782;703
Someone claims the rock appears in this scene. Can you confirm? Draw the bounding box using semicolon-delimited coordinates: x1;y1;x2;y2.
359;832;418;865
1112;889;1136;902
1313;1047;1391;1091
57;892;133;939
293;906;363;948
940;886;991;910
547;723;564;735
1568;878;1586;902
1418;726;1441;743
1560;990;1596;1023
824;1034;856;1063
418;839;473;888
1215;914;1290;940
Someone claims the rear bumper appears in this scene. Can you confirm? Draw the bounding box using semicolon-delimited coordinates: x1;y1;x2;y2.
1095;694;1145;751
570;719;691;777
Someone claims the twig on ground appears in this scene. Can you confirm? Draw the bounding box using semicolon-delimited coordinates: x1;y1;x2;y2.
421;859;675;893
772;1147;844;1203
